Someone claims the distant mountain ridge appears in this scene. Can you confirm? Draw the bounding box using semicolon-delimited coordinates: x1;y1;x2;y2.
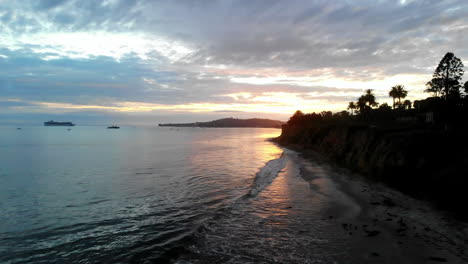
158;118;284;128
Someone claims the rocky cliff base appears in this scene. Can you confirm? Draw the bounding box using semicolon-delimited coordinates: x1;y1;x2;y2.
274;123;468;219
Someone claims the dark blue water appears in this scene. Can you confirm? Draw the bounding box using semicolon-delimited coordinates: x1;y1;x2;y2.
0;126;283;263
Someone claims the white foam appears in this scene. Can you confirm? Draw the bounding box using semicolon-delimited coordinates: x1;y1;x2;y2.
248;152;287;197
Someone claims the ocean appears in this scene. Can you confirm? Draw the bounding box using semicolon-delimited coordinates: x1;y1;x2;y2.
3;126;464;263
0;126;303;263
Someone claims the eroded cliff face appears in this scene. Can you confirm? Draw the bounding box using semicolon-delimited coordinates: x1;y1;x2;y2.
275;124;468;217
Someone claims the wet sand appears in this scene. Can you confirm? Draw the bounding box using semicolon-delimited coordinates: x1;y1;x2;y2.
295;149;468;263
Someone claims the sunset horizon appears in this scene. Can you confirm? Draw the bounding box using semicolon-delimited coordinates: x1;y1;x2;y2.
2;1;468;263
2;1;468;125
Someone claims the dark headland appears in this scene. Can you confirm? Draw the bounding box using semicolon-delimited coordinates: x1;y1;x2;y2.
274;52;468;220
159;117;284;128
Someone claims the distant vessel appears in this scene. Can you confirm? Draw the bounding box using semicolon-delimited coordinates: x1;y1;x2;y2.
44;120;75;126
107;125;120;129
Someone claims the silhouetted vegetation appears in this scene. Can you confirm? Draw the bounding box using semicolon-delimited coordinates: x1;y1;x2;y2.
389;84;408;109
425;52;464;100
278;52;468;219
286;52;468;129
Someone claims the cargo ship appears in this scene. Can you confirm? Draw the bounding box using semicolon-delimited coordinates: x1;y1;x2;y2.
44;120;75;126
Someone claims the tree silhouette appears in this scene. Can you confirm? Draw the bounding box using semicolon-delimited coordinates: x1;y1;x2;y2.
356;89;378;113
363;89;379;108
425;79;443;97
425;52;464;100
389;85;408;109
389;86;398;109
357;96;367;113
287;110;305;125
396;85;408;105
320;111;332;119
347;101;357;115
378;103;392;110
464;81;468;96
403;99;412;110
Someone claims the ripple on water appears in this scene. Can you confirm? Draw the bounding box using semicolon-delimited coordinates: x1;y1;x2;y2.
0;127;284;263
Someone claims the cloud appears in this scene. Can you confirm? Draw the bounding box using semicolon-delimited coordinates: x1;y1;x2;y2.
0;99;36;108
0;0;467;124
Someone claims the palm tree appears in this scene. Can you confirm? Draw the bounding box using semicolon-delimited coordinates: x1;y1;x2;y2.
389;86;398;109
396;85;408;105
347;101;357;115
389;85;408;109
357;97;367;112
363;89;379;108
356;89;378;114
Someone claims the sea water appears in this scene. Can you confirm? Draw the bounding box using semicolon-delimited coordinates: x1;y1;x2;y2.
1;126;367;263
0;126;287;263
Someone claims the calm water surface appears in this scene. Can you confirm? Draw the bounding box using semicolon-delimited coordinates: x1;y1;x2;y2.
0;126;285;263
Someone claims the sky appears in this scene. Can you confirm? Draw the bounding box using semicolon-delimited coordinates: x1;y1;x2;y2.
1;0;468;125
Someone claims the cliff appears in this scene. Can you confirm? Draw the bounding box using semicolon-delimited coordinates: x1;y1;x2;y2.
275;123;468;218
159;118;284;128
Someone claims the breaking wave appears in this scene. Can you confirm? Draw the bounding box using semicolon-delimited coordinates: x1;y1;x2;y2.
248;152;287;197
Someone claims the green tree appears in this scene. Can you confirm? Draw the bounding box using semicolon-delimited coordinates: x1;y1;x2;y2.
347;101;357;115
464;81;468;96
425;52;464;100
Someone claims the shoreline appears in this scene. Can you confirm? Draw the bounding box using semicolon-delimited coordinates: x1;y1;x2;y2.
283;145;468;263
273;123;468;220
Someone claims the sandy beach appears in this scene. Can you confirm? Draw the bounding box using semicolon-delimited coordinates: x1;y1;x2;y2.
293;149;468;263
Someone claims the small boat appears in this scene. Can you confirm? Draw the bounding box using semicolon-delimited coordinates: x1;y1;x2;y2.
107;125;120;129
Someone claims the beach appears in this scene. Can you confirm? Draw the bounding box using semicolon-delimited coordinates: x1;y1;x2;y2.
177;147;468;263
